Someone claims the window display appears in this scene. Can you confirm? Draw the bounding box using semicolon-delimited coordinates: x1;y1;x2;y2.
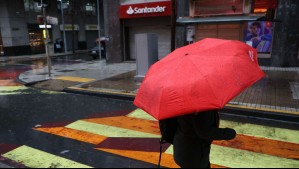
29;30;45;53
245;21;274;53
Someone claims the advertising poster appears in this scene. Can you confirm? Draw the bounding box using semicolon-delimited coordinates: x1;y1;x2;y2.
245;21;274;53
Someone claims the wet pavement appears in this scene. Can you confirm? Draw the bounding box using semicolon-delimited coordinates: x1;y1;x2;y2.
15;54;299;118
0;53;299;168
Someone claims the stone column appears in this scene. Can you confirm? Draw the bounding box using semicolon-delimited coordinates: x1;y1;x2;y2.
271;0;299;67
103;0;122;63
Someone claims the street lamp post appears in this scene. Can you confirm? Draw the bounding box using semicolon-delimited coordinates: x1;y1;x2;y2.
42;0;52;78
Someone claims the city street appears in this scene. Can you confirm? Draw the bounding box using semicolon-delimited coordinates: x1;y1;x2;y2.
0;56;299;168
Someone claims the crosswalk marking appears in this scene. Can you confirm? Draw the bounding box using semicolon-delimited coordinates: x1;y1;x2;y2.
31;109;299;168
3;145;92;168
35;127;107;145
66;120;160;138
0;86;28;95
84;116;160;135
211;144;299;168
214;134;299;159
220;120;299;144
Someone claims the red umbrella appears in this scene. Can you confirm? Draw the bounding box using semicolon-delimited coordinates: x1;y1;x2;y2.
134;38;265;120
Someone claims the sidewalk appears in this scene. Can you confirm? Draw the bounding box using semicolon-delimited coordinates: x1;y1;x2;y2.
14;54;299;125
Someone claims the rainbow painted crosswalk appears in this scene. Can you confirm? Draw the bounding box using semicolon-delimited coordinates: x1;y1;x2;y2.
2;109;298;168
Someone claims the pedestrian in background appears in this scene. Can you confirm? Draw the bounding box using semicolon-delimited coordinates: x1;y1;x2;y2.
173;110;237;168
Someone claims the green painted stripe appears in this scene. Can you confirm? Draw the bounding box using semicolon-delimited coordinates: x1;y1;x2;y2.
0;86;62;95
211;144;299;168
0;86;28;95
126;109;156;121
3;145;92;168
163;145;299;168
165;145;174;155
220;120;299;144
66;120;160;138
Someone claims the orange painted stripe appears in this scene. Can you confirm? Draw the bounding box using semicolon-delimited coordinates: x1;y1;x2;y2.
96;148;226;168
34;127;107;145
0;80;21;86
96;148;179;168
83;116;161;136
213;134;299;160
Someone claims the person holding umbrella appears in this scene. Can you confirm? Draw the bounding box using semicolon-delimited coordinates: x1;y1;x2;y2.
173;110;236;168
134;38;265;168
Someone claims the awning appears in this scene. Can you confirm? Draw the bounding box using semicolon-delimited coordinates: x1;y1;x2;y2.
177;15;264;24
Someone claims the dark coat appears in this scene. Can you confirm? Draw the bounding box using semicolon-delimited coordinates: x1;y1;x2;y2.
173;110;236;168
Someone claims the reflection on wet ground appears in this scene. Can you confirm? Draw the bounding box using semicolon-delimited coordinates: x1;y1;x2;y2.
0;64;31;86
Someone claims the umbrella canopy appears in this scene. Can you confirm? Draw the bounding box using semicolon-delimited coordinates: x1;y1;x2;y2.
134;38;265;120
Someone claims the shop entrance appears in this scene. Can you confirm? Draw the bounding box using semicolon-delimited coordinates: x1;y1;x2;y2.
28;24;45;54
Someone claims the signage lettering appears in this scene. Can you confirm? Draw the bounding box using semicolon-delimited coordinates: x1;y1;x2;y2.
120;1;172;19
127;6;166;15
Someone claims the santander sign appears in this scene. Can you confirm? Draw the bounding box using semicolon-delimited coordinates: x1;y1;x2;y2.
120;1;172;19
126;5;166;15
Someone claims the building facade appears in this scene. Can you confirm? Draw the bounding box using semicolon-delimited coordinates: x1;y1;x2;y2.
177;0;299;67
104;0;299;66
1;0;298;66
0;0;103;56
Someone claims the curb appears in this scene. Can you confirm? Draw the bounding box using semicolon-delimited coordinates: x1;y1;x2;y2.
63;87;135;101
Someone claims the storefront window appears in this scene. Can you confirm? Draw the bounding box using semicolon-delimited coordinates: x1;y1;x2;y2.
57;0;96;16
245;21;274;53
24;0;42;12
28;24;45;54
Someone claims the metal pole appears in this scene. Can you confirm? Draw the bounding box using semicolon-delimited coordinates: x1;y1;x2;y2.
43;1;51;78
97;0;102;60
60;0;67;53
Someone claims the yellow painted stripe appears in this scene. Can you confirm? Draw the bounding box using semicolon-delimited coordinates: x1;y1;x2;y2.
55;76;96;83
220;120;299;144
66;120;160;138
211;144;299;168
67;87;136;97
226;104;299;116
3;145;92;168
